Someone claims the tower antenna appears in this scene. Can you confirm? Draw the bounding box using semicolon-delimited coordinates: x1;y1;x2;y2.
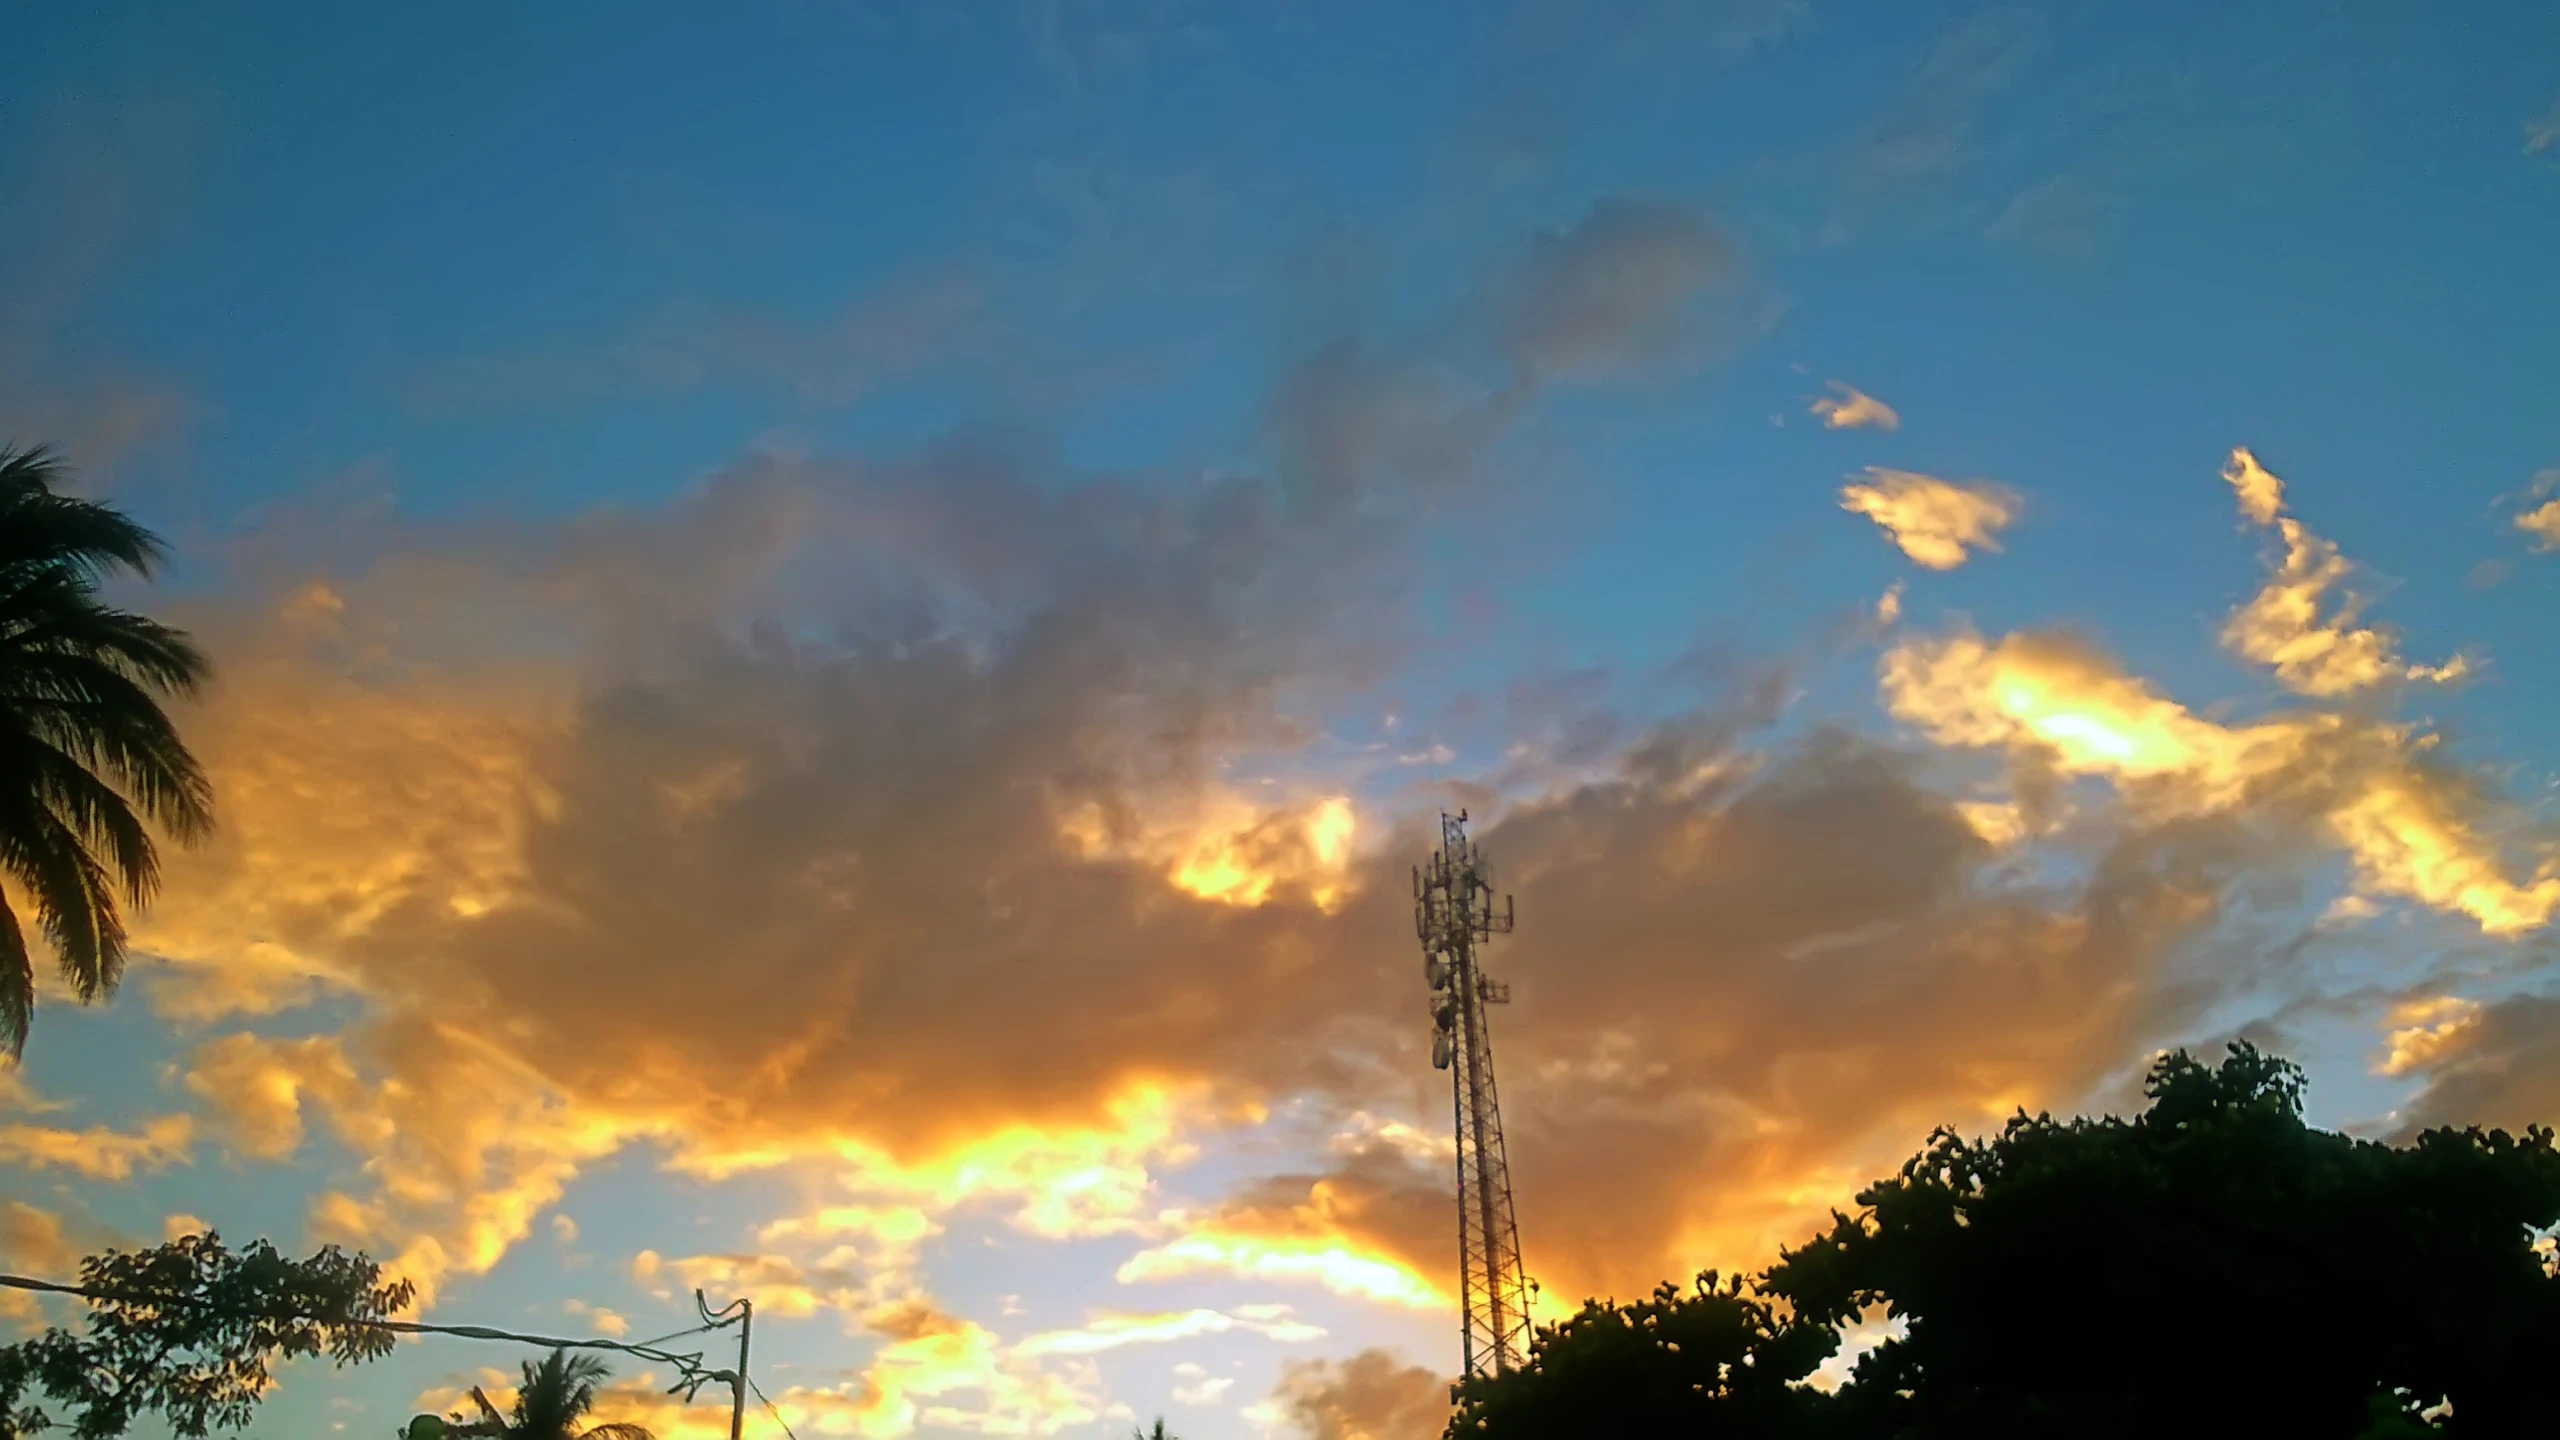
1415;810;1533;1377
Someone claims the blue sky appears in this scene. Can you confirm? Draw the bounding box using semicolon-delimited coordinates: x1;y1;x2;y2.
6;4;2560;1438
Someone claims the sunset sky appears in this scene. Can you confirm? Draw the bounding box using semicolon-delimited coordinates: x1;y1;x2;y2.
5;4;2560;1437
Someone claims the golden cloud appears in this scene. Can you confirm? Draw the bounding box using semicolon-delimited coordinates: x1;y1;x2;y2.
560;1299;630;1337
0;1112;192;1182
2219;448;2467;696
2376;996;2484;1078
1810;381;1901;432
0;1201;78;1329
1839;468;2019;569
105;414;2553;1398
2516;470;2560;552
1;1201;74;1278
1120;1135;1453;1310
1057;792;1361;913
1881;625;2557;935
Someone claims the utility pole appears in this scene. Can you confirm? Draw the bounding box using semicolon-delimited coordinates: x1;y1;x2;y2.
1415;811;1534;1377
695;1291;753;1440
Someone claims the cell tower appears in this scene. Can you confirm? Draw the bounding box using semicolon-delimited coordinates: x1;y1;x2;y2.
1415;811;1534;1378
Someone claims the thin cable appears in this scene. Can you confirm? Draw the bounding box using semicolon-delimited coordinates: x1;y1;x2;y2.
748;1377;801;1440
0;1273;739;1394
622;1319;720;1354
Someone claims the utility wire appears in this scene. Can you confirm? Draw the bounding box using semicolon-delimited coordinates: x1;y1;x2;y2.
0;1273;740;1398
748;1377;801;1440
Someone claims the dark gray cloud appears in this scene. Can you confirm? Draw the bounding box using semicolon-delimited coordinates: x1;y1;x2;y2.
1493;198;1749;383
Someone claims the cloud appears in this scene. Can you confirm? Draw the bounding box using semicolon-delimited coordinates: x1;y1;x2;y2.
1;1202;75;1278
2375;995;2484;1079
1839;469;2020;569
1119;1129;1451;1309
0;1201;80;1328
1493;199;1748;383
2219;448;2468;695
2528;97;2560;156
1258;1349;1450;1440
1012;1306;1324;1357
636;1250;873;1321
0;1064;67;1115
94;217;2553;1403
2385;994;2560;1138
0;1112;192;1181
562;1299;630;1338
187;1023;637;1308
2515;469;2560;552
1881;626;2558;935
1171;1361;1234;1407
1810;382;1900;431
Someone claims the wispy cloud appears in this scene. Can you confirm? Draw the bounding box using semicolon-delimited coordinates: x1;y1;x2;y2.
1810;381;1900;431
2219;447;2468;695
0;1113;192;1182
2527;97;2560;156
1839;468;2019;569
2514;468;2560;552
1881;624;2556;935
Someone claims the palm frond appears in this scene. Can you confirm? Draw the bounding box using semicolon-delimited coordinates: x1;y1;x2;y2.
0;447;211;1055
0;446;172;582
0;791;125;1002
0;896;30;1057
6;734;161;903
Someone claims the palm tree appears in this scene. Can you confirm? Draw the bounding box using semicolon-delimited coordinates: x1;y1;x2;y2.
474;1352;654;1440
0;444;212;1057
1132;1421;1178;1440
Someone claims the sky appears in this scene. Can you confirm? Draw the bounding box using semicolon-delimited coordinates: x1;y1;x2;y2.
4;2;2560;1436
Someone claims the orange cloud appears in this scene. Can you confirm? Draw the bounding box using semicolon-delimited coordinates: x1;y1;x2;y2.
1120;1135;1453;1310
0;1112;192;1181
1839;469;2019;569
1058;792;1362;913
2376;996;2484;1078
1;1201;74;1278
1882;626;2557;935
1810;381;1900;431
2219;448;2467;695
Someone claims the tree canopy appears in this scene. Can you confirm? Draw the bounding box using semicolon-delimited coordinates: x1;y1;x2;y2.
0;1231;411;1439
1449;1044;2560;1439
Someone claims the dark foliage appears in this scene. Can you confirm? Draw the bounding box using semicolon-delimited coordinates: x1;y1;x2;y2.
0;444;213;1057
1450;1044;2560;1439
0;1231;411;1439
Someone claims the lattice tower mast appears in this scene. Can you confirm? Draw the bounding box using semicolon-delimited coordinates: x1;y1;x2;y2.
1415;811;1533;1377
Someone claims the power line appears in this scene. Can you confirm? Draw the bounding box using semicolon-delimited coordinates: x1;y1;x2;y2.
748;1377;800;1440
0;1272;738;1397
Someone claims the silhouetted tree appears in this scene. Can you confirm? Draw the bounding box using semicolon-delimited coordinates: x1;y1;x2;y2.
1449;1044;2560;1439
1445;1271;1841;1437
1131;1421;1179;1440
471;1352;654;1440
0;1231;411;1438
0;444;212;1056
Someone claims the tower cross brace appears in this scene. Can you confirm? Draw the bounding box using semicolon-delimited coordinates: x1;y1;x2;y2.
1415;811;1533;1378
